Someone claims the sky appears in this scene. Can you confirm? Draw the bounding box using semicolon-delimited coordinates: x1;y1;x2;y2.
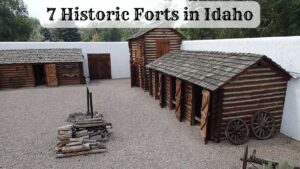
23;0;41;18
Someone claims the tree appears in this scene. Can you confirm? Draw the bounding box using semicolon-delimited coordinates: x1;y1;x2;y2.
0;0;36;41
52;28;81;42
179;0;300;40
28;19;44;41
80;28;126;42
41;28;52;41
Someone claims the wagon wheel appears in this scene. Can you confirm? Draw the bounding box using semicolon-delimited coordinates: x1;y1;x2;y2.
225;118;249;145
251;112;275;140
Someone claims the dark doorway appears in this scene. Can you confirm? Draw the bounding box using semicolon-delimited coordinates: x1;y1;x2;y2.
88;54;112;80
170;76;176;109
33;64;46;85
194;85;203;124
159;74;166;107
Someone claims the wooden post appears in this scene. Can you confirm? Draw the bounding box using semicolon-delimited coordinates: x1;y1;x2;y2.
90;92;93;118
200;89;210;144
169;77;175;110
154;71;159;100
130;60;135;87
191;84;196;125
149;70;153;96
87;87;90;114
175;79;183;122
159;73;163;108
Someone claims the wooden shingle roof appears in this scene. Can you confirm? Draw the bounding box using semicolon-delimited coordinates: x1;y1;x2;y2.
128;28;153;40
147;50;289;91
128;28;184;40
0;48;83;64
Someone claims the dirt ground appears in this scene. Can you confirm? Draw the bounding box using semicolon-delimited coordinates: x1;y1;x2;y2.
0;79;299;169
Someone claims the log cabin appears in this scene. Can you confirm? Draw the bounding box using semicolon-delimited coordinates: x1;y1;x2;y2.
147;50;291;144
0;48;84;89
128;28;184;90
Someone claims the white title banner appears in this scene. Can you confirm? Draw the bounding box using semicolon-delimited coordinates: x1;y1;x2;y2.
39;0;260;28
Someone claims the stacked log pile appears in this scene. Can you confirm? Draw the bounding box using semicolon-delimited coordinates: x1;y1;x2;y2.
56;118;112;158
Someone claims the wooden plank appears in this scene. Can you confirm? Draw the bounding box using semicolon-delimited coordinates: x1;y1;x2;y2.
56;148;107;158
88;54;112;80
154;71;159;99
149;70;153;95
45;64;58;86
56;62;83;85
175;79;183;121
223;86;286;96
200;89;210;144
223;95;284;108
0;64;35;88
159;73;164;107
222;107;284;118
223;91;286;101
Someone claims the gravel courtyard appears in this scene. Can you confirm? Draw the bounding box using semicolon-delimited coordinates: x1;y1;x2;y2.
0;79;299;169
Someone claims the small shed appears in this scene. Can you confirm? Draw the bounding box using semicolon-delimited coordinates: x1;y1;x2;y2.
128;28;184;90
0;48;84;88
147;50;291;144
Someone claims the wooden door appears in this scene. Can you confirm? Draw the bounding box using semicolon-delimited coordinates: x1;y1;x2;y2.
175;79;183;121
88;54;111;80
200;89;210;144
44;64;58;86
156;39;170;58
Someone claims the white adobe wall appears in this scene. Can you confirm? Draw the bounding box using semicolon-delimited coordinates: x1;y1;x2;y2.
181;36;300;141
0;38;299;141
0;42;130;82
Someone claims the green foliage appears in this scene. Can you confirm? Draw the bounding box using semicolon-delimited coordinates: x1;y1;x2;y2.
179;0;300;40
91;32;102;42
28;18;44;41
41;28;52;41
51;28;81;42
1;0;300;41
263;161;293;169
278;161;293;169
0;0;37;41
80;28;131;42
263;162;274;169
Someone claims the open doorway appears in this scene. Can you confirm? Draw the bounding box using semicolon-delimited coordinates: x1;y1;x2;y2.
33;64;46;86
194;85;203;124
170;76;176;109
159;74;166;107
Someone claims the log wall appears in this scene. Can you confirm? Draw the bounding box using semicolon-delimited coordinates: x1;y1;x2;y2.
143;29;182;90
148;58;290;143
218;59;289;140
129;28;182;90
129;39;144;88
56;62;84;85
0;64;35;88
